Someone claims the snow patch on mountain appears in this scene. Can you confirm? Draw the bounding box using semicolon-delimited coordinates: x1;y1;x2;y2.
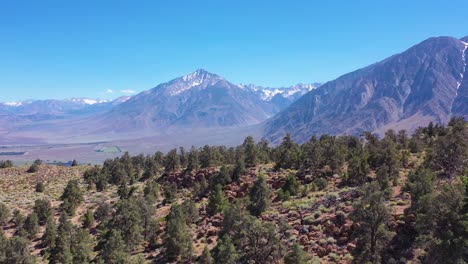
238;83;319;101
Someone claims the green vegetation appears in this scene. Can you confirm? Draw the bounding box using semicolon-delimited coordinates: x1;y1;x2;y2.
0;118;466;263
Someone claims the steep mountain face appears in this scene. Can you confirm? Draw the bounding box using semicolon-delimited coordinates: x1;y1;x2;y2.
95;69;311;132
264;36;468;143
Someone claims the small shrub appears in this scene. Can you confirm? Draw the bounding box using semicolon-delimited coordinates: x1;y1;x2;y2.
304;215;315;225
326;237;336;244
35;182;45;192
0;160;13;168
319;238;327;246
313;210;321;219
27;164;39;173
328;252;340;261
314;178;327;190
0;202;10;224
335;211;346;225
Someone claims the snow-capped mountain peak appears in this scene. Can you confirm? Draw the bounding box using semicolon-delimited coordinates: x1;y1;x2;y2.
238;83;319;101
3;101;23;107
167;69;224;96
68;98;110;105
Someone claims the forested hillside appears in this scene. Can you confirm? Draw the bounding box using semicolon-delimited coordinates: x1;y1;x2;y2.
0;118;467;263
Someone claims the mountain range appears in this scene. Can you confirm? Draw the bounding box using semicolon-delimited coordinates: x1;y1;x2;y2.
264;35;468;142
1;35;467;152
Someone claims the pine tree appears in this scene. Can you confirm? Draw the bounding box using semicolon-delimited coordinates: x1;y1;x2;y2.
33;198;52;224
403;167;434;211
50;213;73;264
284;243;309;264
351;182;392;264
71;228;93;264
42;217;57;249
164;148;180;172
61;180;83;216
23;212;39;239
207;184;228;216
3;236;35;264
110;198;144;250
347;152;369;186
243;136;258;167
99;229;131;264
199;246;214;264
282;174;300;196
0;202;10;225
248;175;271;216
213;234;239;264
186;146;200;172
275;134;301;170
164;204;193;262
232;159;246;182
82;209;94;229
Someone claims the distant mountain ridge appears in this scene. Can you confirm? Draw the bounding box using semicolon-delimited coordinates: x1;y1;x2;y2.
263;36;468;143
0;97;130;117
88;69;319;133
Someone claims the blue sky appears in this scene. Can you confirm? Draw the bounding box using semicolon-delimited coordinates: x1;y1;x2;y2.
1;0;468;101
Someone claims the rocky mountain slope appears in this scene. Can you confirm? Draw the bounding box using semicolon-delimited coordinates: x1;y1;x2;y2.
92;69;317;133
263;36;468;143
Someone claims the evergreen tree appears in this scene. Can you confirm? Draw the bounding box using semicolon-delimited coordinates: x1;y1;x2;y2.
143;180;159;204
186;146;200;172
60;179;83;216
284;243;309;264
0;202;9;225
281;174;300;196
42;217;57;250
199;246;214;264
35;182;45;192
23;212;39;239
347;152;369;186
243;136;258;167
319;134;345;174
403;167;434;211
232;159;246;182
416;182;468;263
33;198;52;224
71;159;78;167
3;236;35;264
275;134;301;170
50;214;73;264
0;159;13;168
300;136;324;175
98;229;131;264
71;228;92;264
179;147;188;169
426;129;467;178
164;148;180;172
82;209;94;229
351;182;392;264
207;184;228;216
27;163;39;173
200;145;213;168
110;198;144;250
248;175;271;216
94;201;112;223
213;234;239;264
164;204;192;262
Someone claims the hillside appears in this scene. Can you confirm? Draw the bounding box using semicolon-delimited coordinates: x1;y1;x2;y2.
0;118;466;263
264;36;468;143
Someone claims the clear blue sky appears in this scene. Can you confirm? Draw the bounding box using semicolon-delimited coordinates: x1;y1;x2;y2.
1;0;468;101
